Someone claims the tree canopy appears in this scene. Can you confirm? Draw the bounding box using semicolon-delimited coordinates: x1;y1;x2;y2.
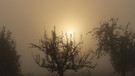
0;26;23;76
30;27;95;76
91;18;135;76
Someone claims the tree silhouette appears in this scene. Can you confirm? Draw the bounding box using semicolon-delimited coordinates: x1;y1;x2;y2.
91;18;135;76
30;27;95;76
0;26;23;76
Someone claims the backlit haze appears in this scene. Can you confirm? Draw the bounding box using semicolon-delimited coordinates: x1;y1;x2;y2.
0;0;135;76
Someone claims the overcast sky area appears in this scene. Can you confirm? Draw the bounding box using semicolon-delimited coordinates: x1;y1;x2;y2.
0;0;135;76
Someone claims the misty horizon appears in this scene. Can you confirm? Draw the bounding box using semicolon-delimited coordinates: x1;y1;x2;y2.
0;0;135;76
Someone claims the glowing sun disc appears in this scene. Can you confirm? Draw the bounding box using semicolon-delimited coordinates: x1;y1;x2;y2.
68;32;74;35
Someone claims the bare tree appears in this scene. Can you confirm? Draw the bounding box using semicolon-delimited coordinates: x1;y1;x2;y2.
91;18;135;76
30;27;95;76
0;26;23;76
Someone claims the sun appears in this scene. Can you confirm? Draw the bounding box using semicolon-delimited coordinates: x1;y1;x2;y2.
68;32;74;35
58;19;81;39
64;31;74;38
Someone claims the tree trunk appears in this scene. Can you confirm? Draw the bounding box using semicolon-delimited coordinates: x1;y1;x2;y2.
131;69;135;76
58;71;64;76
121;70;126;76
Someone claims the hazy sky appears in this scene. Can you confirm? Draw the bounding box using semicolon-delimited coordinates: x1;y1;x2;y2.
0;0;135;76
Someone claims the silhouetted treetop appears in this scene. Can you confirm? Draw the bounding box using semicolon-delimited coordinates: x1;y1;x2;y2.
0;26;23;76
30;27;95;76
91;18;135;76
